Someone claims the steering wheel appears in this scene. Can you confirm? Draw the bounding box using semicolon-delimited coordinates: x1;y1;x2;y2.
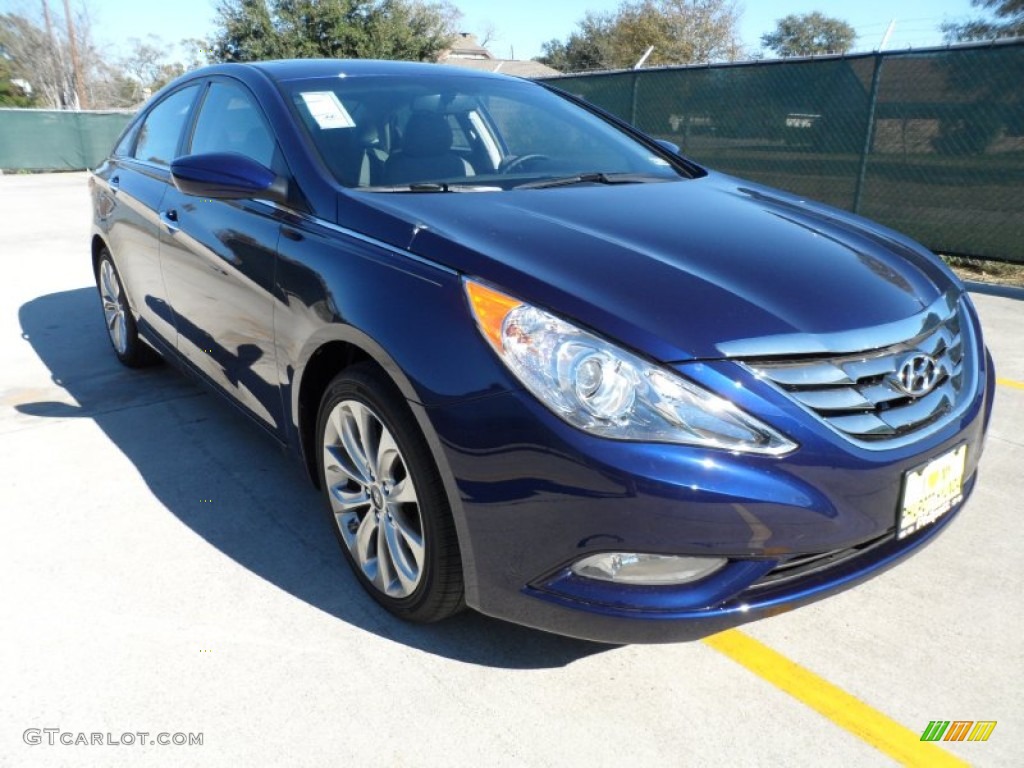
500;154;551;174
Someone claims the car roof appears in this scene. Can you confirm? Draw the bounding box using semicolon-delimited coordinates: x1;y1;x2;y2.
224;58;516;83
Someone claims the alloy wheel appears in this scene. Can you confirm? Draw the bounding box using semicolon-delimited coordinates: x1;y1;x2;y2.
99;259;128;356
321;399;426;598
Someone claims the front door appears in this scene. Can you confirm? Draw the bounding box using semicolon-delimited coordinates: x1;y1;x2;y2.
158;79;286;435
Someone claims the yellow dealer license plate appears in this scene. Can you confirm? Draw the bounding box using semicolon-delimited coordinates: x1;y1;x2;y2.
898;444;967;539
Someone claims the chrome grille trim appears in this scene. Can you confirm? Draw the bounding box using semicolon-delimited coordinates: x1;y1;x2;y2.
743;296;978;449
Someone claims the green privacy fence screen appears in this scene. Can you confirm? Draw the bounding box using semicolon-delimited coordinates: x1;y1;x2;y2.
542;40;1024;263
0;108;133;173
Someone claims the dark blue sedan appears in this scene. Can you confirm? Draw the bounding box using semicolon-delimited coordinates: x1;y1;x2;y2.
89;59;995;643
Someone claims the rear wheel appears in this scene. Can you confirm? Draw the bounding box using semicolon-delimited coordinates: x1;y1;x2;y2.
316;363;463;622
96;249;159;367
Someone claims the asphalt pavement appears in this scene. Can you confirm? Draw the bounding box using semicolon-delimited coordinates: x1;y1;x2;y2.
1;172;1020;767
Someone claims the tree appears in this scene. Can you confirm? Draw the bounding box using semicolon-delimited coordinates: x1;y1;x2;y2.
91;36;209;108
180;38;217;72
114;36;193;105
1;3;125;109
942;0;1024;42
0;53;37;106
211;0;460;63
536;0;742;72
1;6;206;109
478;21;497;49
538;13;614;72
0;10;78;108
761;12;856;57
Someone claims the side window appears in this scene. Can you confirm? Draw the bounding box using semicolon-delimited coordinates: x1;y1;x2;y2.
190;82;277;169
133;85;200;166
112;123;138;157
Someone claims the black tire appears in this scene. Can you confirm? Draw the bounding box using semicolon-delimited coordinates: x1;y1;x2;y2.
316;362;463;623
95;249;160;368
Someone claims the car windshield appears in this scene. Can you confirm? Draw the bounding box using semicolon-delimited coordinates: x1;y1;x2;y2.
281;73;688;191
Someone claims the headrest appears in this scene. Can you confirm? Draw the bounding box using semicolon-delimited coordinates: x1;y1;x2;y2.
402;112;453;158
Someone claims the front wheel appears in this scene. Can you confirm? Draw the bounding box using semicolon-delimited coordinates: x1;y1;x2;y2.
95;249;160;367
316;363;463;622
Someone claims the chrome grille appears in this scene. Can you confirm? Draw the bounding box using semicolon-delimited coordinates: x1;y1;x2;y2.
745;298;975;447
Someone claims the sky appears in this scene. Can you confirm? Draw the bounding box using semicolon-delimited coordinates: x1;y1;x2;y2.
1;0;987;63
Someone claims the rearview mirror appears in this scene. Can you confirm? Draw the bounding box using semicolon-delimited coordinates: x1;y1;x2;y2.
170;152;288;204
655;139;681;155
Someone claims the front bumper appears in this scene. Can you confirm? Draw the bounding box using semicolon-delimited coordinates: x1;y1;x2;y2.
420;345;994;644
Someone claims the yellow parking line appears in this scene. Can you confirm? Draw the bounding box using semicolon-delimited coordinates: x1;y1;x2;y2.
704;630;969;767
997;377;1024;391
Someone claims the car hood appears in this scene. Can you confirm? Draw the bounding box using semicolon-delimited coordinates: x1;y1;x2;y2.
346;172;957;362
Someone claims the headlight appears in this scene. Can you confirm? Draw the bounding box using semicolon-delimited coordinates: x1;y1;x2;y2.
465;278;796;455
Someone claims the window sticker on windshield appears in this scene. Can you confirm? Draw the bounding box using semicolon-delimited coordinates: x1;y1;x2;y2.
300;91;355;130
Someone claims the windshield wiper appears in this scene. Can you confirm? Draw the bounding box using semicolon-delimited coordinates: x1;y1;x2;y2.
514;172;673;190
363;182;501;193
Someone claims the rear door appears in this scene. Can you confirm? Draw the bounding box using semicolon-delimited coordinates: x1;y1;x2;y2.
100;83;202;347
158;78;286;435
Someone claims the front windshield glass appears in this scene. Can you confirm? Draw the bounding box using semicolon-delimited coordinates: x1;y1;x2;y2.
282;73;690;191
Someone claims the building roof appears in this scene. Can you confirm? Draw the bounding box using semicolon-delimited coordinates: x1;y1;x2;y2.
440;57;561;78
438;33;560;78
446;33;494;60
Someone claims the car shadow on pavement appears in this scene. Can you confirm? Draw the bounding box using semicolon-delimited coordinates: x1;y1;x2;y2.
18;288;637;669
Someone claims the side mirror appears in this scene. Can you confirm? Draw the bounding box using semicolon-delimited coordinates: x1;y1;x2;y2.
170;152;288;204
655;139;681;155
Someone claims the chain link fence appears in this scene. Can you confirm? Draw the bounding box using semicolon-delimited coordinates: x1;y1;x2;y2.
0;108;133;173
543;40;1024;263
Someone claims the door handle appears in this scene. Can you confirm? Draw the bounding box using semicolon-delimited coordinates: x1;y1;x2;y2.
109;175;120;193
160;209;179;233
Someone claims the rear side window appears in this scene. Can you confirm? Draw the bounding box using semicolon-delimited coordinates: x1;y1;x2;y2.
190;81;277;168
133;85;200;167
112;123;138;157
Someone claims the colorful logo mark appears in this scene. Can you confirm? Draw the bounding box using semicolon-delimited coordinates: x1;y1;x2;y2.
920;720;996;742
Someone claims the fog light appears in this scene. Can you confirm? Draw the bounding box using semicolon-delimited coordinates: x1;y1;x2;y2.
571;553;727;586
